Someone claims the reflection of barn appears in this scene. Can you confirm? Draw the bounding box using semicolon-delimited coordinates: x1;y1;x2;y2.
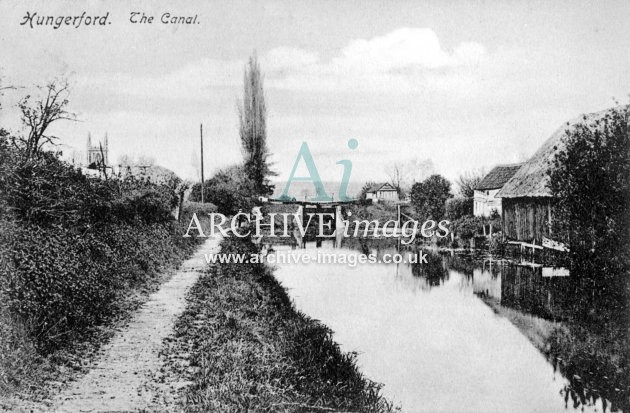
499;264;575;321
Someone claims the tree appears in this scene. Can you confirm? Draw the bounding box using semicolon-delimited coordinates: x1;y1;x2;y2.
238;53;275;197
190;164;256;215
384;158;436;195
384;162;406;194
456;168;485;198
410;174;453;220
548;104;630;316
14;79;76;160
445;197;473;219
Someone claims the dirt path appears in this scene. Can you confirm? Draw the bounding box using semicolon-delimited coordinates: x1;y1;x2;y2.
52;236;220;412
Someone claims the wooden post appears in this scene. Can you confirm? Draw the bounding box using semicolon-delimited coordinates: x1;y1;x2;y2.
200;123;205;203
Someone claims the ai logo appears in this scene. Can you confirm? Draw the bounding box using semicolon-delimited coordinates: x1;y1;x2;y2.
281;139;359;202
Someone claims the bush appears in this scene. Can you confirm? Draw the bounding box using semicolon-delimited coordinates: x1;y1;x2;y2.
548;105;630;319
445;197;473;220
182;201;218;216
3;220;196;352
451;215;500;240
410;174;452;220
344;203;398;223
190;164;256;215
0;138;200;353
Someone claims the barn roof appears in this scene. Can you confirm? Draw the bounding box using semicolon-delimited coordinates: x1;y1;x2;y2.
498;106;624;198
475;164;523;190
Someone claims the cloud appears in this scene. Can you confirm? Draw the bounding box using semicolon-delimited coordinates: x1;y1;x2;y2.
334;28;483;72
76;28;487;100
264;28;487;93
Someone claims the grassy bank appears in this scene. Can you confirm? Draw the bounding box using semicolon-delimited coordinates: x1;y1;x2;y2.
160;236;396;412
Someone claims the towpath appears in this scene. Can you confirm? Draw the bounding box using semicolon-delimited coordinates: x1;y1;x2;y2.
52;236;219;412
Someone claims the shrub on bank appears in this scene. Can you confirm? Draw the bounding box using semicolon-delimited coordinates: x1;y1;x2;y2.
548;105;630;321
0;140;201;355
445;197;473;220
183;201;218;216
4;221;196;352
344;203;398;223
450;215;500;240
189;164;256;215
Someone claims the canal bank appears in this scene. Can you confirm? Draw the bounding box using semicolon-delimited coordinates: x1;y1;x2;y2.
157;236;396;412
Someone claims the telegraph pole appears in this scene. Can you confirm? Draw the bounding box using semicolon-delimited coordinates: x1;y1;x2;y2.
200;123;205;203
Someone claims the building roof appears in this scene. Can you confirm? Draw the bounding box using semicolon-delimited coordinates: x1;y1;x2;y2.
475;164;523;190
366;182;397;193
498;106;624;198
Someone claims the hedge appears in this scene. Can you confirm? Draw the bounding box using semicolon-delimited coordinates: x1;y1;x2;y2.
0;139;200;352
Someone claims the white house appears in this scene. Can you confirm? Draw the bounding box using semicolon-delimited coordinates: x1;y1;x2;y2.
365;183;399;203
474;164;522;217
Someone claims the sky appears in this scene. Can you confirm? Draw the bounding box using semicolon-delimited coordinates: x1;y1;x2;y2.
1;0;629;187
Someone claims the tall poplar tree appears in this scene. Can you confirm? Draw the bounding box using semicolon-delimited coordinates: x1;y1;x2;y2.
238;53;275;196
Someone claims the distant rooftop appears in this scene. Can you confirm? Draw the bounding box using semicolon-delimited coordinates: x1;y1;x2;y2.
475;164;523;190
366;182;397;192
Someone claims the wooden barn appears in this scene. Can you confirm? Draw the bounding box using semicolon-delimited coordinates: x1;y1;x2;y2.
497;108;613;244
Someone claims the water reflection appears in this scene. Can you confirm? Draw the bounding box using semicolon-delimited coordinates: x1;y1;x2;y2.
268;238;625;412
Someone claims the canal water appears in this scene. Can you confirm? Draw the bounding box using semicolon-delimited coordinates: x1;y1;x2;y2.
270;239;613;413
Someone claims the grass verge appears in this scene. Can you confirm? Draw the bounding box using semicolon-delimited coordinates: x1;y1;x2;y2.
160;236;396;412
